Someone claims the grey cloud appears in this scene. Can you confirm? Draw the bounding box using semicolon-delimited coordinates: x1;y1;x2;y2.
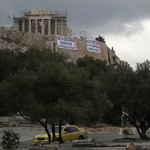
1;0;150;37
65;0;150;37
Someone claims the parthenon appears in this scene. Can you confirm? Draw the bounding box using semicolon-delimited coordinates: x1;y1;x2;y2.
13;10;71;37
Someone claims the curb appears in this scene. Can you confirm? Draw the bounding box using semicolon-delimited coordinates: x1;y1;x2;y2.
58;147;126;150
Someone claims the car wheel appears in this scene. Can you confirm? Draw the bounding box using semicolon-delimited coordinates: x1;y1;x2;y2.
78;135;84;140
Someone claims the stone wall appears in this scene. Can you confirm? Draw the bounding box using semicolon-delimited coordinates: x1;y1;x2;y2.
0;29;128;66
0;29;22;43
56;37;116;65
22;33;55;50
0;29;55;50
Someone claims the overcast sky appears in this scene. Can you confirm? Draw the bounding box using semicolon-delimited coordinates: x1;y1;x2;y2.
1;0;150;69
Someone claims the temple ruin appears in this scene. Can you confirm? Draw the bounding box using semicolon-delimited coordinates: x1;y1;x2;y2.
13;10;71;37
0;10;130;68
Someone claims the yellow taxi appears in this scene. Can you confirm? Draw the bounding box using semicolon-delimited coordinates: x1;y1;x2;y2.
33;124;88;143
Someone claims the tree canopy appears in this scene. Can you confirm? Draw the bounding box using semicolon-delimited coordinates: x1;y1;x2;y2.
2;46;150;139
76;55;109;79
121;60;150;139
99;61;150;139
0;48;112;142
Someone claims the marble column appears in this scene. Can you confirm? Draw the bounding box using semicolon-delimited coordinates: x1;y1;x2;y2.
35;19;38;34
48;19;51;35
28;19;31;33
55;19;57;35
22;19;25;32
42;19;45;35
17;20;19;31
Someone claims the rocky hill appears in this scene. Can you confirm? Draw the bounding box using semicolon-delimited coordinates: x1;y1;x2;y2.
0;37;29;52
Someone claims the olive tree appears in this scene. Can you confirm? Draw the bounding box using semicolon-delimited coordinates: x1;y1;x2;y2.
100;60;150;139
0;48;112;142
121;60;150;139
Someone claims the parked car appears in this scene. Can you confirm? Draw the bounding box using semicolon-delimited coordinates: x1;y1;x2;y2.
33;125;88;143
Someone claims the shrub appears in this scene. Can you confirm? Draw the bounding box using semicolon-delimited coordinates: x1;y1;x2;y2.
1;129;20;148
122;129;129;136
103;111;121;126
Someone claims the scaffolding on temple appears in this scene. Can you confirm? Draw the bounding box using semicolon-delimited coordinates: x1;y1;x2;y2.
13;9;31;31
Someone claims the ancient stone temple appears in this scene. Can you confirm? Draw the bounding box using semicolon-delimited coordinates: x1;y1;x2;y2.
13;10;71;37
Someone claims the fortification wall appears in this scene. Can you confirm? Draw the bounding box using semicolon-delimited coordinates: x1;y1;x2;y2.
56;38;111;63
21;33;55;50
0;29;22;43
0;29;121;65
0;29;55;50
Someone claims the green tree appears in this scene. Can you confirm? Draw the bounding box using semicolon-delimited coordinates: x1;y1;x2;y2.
0;48;112;142
121;60;150;139
0;48;68;116
76;55;109;79
76;55;113;122
0;49;27;115
0;49;18;82
99;66;128;125
100;60;150;139
95;35;106;43
0;47;69;142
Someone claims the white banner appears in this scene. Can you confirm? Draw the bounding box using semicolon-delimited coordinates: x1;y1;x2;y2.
56;35;79;51
86;40;102;53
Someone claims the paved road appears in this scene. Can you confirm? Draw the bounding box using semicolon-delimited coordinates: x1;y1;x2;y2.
1;125;150;149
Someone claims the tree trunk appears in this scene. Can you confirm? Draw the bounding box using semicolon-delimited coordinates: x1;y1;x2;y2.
59;121;63;143
52;124;56;141
37;120;51;143
136;124;148;139
45;126;51;143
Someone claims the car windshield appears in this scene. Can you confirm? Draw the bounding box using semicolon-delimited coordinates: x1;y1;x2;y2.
48;127;63;133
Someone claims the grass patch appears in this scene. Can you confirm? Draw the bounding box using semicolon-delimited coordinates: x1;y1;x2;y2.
0;37;27;47
112;137;142;142
0;37;19;44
